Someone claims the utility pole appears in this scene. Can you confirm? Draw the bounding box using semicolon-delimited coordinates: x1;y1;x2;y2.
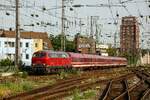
79;18;82;34
61;0;65;51
114;32;117;48
15;0;20;68
90;16;93;38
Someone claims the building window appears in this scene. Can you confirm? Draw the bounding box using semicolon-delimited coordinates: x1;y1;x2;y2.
21;54;22;58
5;42;15;47
12;42;15;47
5;42;8;47
26;43;29;47
26;54;29;59
35;43;38;47
20;42;22;47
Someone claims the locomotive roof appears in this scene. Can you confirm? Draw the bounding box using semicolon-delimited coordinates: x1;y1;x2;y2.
34;50;68;54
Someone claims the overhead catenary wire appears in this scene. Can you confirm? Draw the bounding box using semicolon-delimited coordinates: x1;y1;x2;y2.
0;0;149;42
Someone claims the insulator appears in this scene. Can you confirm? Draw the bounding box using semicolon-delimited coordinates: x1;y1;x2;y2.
47;23;50;25
42;7;46;11
116;14;119;17
140;15;143;18
31;14;34;17
70;8;73;11
35;15;39;17
36;22;40;25
6;12;10;16
9;28;12;31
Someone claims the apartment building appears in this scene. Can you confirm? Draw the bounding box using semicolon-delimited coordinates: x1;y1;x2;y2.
0;37;43;66
120;16;140;55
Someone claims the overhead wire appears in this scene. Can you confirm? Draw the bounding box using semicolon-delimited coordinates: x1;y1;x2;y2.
0;0;149;36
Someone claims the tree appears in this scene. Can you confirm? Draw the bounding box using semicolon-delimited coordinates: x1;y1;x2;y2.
65;39;75;52
120;52;139;65
107;47;117;56
49;34;75;52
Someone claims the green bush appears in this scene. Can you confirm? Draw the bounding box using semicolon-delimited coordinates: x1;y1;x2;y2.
0;58;14;66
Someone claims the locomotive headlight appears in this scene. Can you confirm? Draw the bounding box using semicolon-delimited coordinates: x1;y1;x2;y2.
43;63;47;67
32;63;35;66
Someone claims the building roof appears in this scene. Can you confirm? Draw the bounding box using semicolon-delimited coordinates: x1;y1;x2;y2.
0;30;53;49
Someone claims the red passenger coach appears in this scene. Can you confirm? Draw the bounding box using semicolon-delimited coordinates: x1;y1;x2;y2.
31;50;127;73
67;52;127;68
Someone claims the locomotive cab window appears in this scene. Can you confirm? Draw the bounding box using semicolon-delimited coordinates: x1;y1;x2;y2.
48;53;69;58
33;52;46;58
59;53;69;58
49;53;58;58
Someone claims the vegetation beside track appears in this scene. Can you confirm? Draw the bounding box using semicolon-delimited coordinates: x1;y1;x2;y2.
1;66;147;99
0;73;57;98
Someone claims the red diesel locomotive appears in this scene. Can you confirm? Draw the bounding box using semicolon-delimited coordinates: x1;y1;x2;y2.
31;50;127;73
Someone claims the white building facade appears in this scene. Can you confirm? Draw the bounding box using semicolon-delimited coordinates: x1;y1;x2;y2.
96;44;109;56
0;37;39;66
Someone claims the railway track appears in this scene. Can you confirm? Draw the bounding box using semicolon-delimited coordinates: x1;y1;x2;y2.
99;69;150;100
4;68;150;100
3;69;134;100
4;76;88;100
4;76;109;100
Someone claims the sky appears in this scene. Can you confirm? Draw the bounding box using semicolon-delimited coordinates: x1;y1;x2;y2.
0;0;150;48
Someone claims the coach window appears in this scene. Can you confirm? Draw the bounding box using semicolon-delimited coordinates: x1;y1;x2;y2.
26;54;29;59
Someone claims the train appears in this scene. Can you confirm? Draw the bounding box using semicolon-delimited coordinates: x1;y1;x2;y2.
31;50;127;73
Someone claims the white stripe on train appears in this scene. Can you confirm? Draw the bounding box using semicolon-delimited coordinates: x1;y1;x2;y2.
72;64;126;67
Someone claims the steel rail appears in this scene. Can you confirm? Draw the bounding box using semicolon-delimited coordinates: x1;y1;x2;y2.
141;88;150;100
113;80;143;100
99;80;112;100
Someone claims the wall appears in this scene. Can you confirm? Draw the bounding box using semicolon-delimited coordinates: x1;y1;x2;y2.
0;37;40;66
141;53;150;64
33;39;43;52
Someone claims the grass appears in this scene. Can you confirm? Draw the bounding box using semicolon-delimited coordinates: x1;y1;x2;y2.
14;71;28;78
58;71;69;79
0;80;34;98
72;89;96;100
47;79;56;85
72;89;81;100
81;90;96;99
